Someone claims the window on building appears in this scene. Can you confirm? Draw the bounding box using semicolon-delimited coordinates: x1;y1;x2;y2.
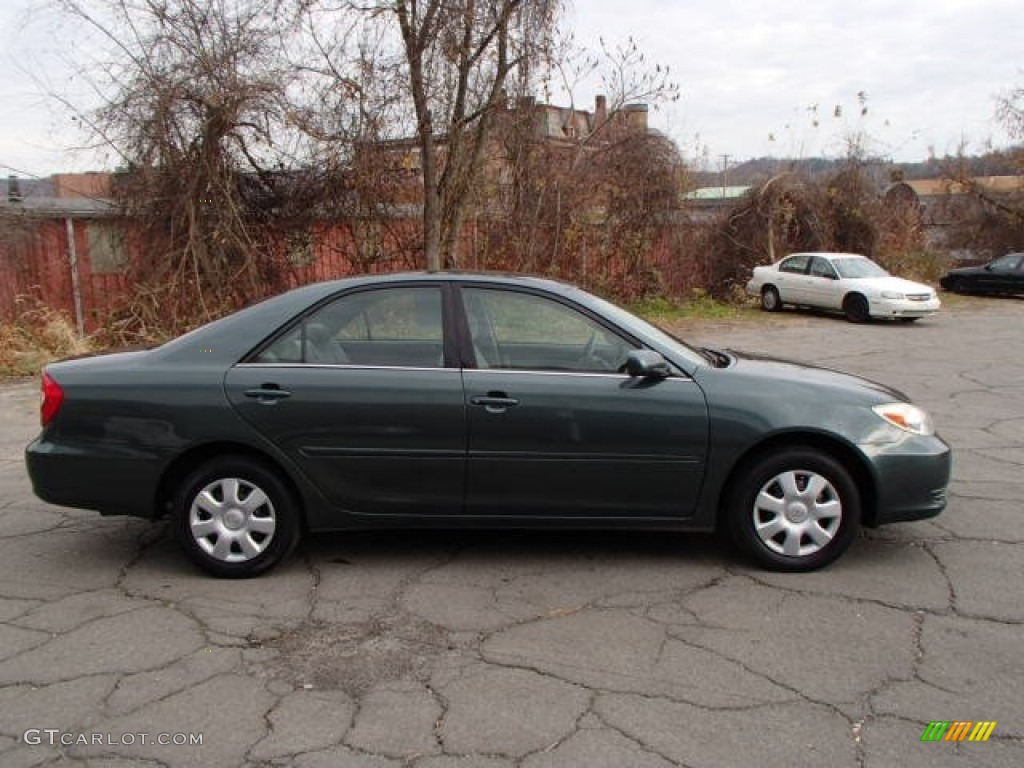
87;222;127;274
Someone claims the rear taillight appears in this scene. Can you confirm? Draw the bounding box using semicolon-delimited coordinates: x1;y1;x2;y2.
41;371;64;427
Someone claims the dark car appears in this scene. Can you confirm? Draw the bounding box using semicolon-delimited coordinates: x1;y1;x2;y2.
26;273;951;577
940;253;1024;295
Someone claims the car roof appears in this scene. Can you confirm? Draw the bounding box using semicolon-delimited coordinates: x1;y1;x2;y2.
150;271;597;366
275;270;583;299
785;252;867;261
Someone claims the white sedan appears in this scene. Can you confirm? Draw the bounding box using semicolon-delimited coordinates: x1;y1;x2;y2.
747;252;940;323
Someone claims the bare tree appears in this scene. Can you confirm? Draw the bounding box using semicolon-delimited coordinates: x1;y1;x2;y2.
547;34;679;163
997;83;1024;142
933;87;1024;259
482;34;683;289
55;0;310;335
383;0;560;269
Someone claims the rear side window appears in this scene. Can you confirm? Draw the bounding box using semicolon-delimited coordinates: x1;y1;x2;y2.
253;286;444;368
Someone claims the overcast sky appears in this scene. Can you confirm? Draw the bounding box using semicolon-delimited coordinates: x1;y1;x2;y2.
1;0;1021;180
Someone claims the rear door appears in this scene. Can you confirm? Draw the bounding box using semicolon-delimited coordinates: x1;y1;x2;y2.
458;285;709;519
775;254;812;304
225;283;466;517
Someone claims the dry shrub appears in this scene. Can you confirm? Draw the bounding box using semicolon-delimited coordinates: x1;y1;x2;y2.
704;162;938;297
0;298;93;377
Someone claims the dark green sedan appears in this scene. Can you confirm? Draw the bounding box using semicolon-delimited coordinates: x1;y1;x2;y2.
26;273;951;577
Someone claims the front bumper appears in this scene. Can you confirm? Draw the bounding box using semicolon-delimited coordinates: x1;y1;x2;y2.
869;296;941;319
864;433;952;525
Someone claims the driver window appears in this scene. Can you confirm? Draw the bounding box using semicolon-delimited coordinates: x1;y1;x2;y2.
462;288;632;373
992;254;1020;271
809;257;836;279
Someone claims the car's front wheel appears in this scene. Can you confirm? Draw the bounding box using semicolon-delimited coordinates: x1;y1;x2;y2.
727;448;861;571
843;293;870;323
761;285;782;312
174;456;301;578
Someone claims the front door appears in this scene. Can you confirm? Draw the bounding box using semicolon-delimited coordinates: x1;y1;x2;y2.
459;286;709;519
806;255;841;309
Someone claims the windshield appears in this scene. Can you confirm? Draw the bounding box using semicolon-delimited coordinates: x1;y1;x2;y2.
833;257;889;279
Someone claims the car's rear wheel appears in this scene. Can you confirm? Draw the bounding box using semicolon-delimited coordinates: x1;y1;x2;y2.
761;285;782;312
843;293;870;323
727;448;861;571
950;277;969;294
174;456;300;578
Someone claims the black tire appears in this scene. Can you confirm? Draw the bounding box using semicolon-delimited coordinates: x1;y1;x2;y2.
899;317;919;323
726;448;861;572
174;456;301;578
843;293;870;323
951;278;969;294
761;285;782;312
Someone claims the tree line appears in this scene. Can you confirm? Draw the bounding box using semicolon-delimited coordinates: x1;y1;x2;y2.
8;2;1023;340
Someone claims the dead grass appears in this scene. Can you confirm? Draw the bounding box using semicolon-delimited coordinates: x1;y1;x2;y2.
0;298;93;378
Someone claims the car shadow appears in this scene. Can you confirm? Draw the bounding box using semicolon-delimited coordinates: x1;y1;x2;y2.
298;527;735;569
942;291;1024;302
774;306;933;326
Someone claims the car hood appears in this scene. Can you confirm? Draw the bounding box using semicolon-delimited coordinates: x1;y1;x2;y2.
718;347;910;402
944;265;987;277
843;276;933;294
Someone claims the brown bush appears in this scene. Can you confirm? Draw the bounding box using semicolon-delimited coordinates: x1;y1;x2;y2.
0;298;93;377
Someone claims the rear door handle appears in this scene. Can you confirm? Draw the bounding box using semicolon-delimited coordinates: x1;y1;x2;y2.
244;385;292;403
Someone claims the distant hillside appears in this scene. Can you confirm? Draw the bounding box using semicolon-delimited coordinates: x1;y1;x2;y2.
690;148;1023;188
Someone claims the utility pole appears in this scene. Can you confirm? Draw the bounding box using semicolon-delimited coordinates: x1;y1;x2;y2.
720;154;731;198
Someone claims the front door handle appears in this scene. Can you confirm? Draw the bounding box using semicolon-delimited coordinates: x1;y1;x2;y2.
470;393;520;413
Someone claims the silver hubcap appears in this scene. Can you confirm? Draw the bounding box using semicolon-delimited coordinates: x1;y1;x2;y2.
752;469;842;557
189;477;276;563
764;290;778;309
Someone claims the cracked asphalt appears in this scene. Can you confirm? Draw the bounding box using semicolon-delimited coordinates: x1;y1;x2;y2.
1;297;1022;767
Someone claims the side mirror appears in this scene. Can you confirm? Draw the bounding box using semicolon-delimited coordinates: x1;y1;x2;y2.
622;349;671;379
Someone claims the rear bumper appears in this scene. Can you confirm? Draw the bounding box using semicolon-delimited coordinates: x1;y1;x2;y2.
25;437;162;518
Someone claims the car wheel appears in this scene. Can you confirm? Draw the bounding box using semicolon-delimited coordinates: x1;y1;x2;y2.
761;286;782;312
843;293;870;323
951;277;969;294
899;317;919;323
727;448;861;572
174;456;301;578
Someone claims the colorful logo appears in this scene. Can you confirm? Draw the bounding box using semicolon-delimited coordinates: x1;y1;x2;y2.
920;721;996;742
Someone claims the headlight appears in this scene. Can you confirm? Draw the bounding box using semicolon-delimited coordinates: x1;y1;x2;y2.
872;403;934;436
880;291;905;300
